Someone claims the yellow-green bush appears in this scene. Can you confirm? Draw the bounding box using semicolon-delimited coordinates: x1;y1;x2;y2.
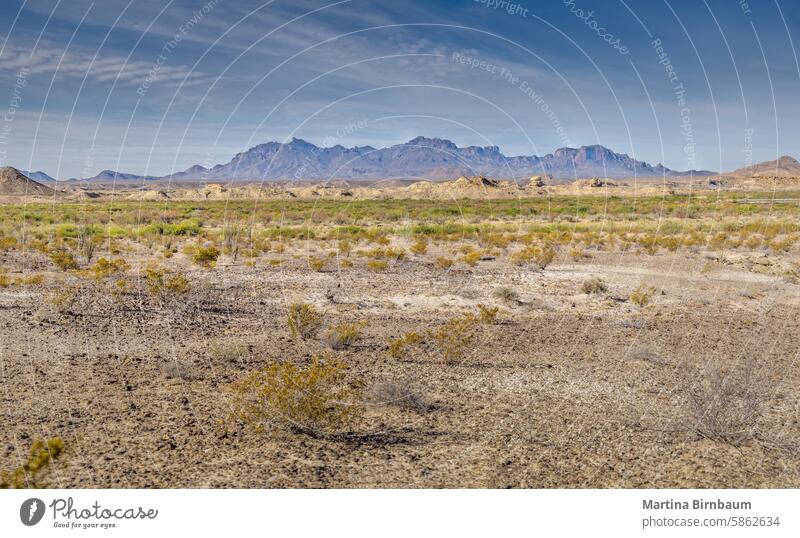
49;250;79;270
630;284;656;307
387;331;422;358
326;321;367;350
229;354;362;435
0;437;64;488
193;246;220;268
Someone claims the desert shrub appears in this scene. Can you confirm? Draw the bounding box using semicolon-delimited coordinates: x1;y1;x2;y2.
340;259;353;268
287;302;323;340
308;256;327;272
707;232;728;251
338;239;352;257
193;246;220;268
90;257;129;279
209;340;250;362
367;260;388;272
681;358;773;445
493;286;519;304
410;237;428;255
229;354;362;436
768;236;794;253
569;246;586;261
367;376;429;411
0;235;18;251
163;360;195;380
222;225;243;254
13;274;45;286
46;286;78;314
326;321;367;350
744;235;763;250
385;247;406;260
476;303;500;324
512;243;556;270
460;250;481;267
0;437;64;488
144;265;190;297
428;313;479;364
581;277;608;295
630;284;656;307
628;345;669;366
387;331;421;358
49;250;79;271
435;256;453;269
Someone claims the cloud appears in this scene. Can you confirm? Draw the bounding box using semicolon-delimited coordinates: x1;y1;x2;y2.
0;43;208;89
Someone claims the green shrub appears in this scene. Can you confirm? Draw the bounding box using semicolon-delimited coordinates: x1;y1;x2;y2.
193;246;220;268
0;437;65;488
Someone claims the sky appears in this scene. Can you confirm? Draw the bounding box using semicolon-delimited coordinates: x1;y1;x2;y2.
0;0;798;178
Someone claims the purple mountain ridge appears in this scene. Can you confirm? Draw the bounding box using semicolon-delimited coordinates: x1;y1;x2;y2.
163;137;715;181
62;137;717;182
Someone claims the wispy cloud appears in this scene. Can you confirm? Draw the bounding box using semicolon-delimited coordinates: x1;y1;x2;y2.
0;43;208;88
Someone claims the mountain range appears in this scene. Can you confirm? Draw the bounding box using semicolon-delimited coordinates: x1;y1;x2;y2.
162;137;715;182
19;136;777;182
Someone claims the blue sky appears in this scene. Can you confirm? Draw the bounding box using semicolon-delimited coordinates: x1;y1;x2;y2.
0;0;798;178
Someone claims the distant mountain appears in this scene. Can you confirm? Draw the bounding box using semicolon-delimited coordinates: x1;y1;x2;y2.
21;170;55;182
725;155;800;178
79;169;157;182
165;137;715;181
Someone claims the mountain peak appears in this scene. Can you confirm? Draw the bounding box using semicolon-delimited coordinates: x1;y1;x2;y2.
287;137;317;147
403;136;458;150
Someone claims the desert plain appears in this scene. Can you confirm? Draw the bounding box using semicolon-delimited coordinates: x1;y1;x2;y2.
1;171;800;488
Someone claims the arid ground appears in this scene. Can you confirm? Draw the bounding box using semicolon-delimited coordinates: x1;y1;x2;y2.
2;186;800;487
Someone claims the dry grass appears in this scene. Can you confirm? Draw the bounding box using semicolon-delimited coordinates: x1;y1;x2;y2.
581;277;608;295
680;358;775;445
368;376;430;412
326;321;367;350
630;284;656;307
